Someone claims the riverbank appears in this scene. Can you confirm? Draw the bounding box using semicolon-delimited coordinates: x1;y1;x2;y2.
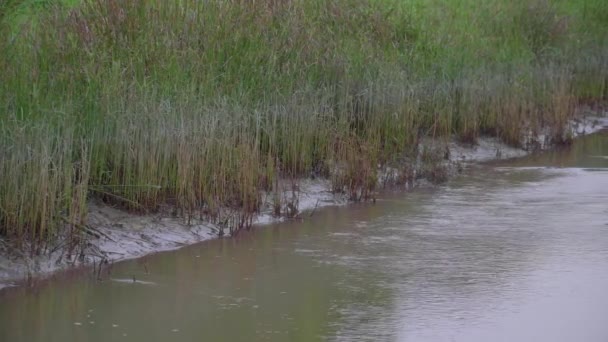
0;178;346;287
1;110;606;289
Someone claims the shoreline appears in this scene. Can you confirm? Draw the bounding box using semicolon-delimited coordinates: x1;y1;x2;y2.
1;111;606;291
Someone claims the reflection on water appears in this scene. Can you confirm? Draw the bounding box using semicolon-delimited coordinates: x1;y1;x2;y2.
1;131;607;342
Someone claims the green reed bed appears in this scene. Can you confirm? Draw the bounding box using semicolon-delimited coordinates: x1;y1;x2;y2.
0;0;607;249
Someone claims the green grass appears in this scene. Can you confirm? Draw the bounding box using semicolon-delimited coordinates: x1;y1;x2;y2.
1;0;607;249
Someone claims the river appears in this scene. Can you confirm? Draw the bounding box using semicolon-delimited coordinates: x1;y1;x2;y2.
1;131;607;342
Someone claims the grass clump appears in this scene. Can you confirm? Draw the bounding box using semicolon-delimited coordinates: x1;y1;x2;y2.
0;0;607;248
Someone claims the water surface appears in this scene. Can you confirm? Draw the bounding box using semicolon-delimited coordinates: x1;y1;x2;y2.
1;132;607;342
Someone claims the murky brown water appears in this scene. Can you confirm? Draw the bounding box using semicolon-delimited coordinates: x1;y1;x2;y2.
1;132;607;342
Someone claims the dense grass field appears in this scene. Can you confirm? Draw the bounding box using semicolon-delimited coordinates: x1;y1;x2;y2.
1;0;607;250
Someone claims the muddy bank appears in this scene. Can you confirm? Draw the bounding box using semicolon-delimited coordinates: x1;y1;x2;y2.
0;180;348;287
1;111;606;289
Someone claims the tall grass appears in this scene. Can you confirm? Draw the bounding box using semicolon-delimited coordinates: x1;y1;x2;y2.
1;0;607;248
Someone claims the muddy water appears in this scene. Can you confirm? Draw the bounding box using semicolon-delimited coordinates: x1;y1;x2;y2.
1;132;607;342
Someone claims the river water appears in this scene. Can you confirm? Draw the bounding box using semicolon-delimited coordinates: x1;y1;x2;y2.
1;132;607;342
